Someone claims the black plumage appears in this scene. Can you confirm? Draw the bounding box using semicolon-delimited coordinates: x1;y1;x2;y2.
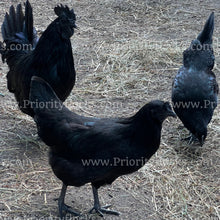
29;76;176;218
172;12;219;146
0;1;77;117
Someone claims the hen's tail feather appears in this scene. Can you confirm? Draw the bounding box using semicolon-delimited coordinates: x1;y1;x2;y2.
30;76;63;114
197;12;214;45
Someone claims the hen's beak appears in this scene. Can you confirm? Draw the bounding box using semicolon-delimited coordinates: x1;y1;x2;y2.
167;109;177;118
73;23;78;29
199;135;205;147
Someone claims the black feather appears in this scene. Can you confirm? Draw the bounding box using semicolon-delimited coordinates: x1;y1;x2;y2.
1;23;7;40
9;6;17;33
24;0;33;43
4;13;12;38
16;4;24;33
197;12;214;45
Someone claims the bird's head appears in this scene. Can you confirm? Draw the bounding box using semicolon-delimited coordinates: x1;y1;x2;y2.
141;100;176;124
54;4;77;39
183;12;215;71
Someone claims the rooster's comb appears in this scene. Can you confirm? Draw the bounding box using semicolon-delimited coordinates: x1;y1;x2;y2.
54;4;75;19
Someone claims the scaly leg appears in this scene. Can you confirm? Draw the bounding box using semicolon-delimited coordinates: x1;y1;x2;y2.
89;184;120;217
58;183;80;218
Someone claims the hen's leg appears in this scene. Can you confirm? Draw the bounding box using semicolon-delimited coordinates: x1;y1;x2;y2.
89;184;120;217
58;183;80;218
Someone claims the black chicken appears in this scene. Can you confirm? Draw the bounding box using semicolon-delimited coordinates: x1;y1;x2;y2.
0;1;77;117
29;76;176;218
172;12;219;146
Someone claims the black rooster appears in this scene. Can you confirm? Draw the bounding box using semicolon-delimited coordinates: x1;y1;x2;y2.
0;0;77;117
29;76;176;218
172;12;219;146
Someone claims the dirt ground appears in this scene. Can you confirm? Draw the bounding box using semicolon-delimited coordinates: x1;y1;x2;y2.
0;0;219;219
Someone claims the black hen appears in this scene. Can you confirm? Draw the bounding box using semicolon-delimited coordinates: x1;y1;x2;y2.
29;76;176;218
172;12;219;146
0;1;76;117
